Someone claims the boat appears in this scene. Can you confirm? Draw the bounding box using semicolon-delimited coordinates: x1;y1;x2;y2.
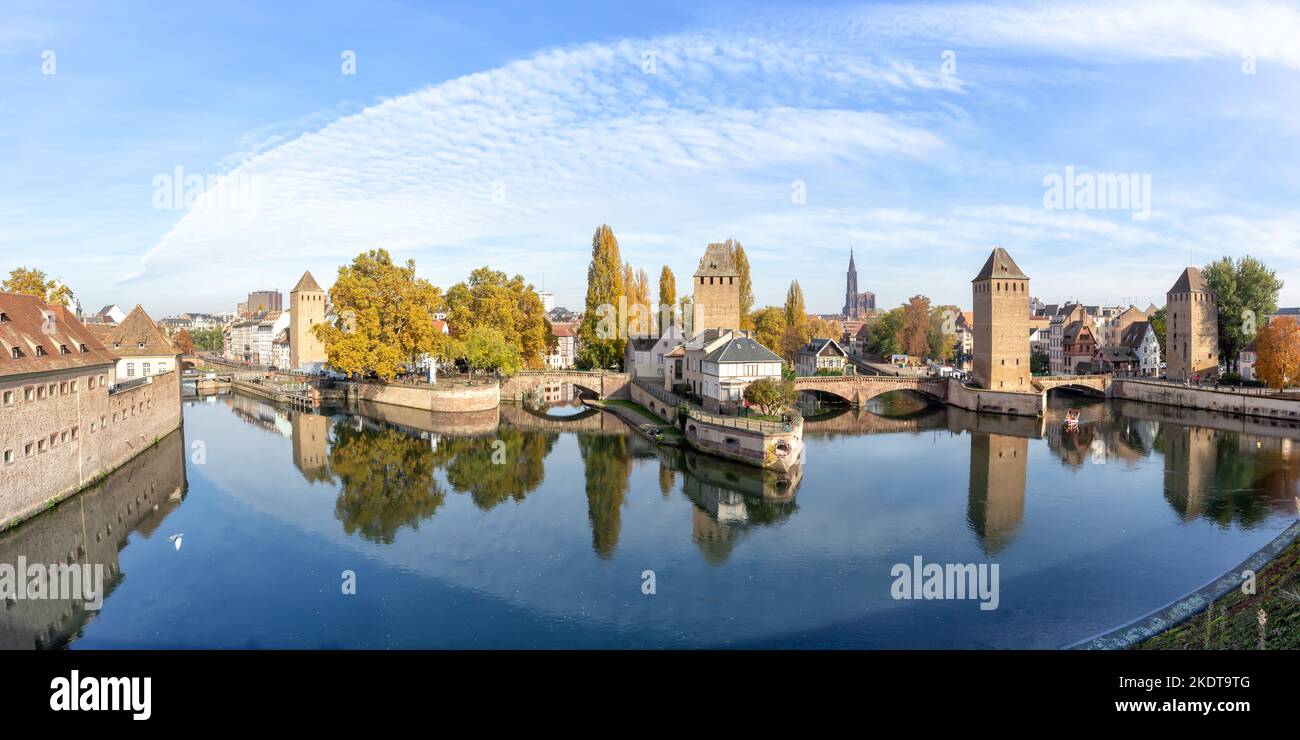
1063;408;1081;431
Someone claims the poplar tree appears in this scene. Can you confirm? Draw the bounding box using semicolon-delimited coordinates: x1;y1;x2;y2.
578;224;625;369
659;266;676;334
726;240;755;329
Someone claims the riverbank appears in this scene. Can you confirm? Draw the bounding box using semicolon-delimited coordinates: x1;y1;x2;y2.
1138;526;1300;650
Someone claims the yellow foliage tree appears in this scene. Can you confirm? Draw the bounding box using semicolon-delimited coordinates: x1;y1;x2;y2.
3;267;73;306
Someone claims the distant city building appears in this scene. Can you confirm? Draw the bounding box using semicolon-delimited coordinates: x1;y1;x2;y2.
91;305;178;381
1098;305;1148;348
842;249;876;320
89;304;128;326
972;247;1030;390
692;243;741;332
548;306;579;324
538;291;555;314
245;290;283;314
1165;267;1219;381
546;323;578;369
1049;303;1090;375
795;338;849;376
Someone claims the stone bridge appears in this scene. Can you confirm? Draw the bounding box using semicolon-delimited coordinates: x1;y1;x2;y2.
793;375;950;407
1033;374;1110;396
500;370;632;402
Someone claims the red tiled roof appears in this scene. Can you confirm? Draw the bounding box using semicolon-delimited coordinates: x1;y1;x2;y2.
551;322;576;337
96;305;176;358
0;293;118;377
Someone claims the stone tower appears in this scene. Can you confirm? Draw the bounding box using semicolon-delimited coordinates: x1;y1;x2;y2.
972;247;1030;390
843;249;860;319
692;242;741;332
1165;266;1218;381
289;271;327;370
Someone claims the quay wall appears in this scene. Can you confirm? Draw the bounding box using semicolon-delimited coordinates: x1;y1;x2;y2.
1113;379;1300;426
340;380;499;413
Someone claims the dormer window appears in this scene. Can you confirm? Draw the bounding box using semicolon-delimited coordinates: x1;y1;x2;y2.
59;345;69;355
0;312;7;322
10;348;20;359
79;344;87;353
35;346;46;357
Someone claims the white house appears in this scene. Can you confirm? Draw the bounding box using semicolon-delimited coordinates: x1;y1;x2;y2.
546;323;578;369
624;323;686;380
1120;320;1162;377
795;338;849;376
1240;337;1259;382
681;329;784;413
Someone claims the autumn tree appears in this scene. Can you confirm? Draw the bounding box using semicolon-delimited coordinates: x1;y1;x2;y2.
778;281;811;360
312;249;446;381
927;304;961;363
658;266;676;334
578;225;625;369
751;306;786;353
900;295;933;358
461;325;523;376
174;329;195;355
1202;256;1284;372
1254;316;1300;390
3;267;73;306
444;267;549;369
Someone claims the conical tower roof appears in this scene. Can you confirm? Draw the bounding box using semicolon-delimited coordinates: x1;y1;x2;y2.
972;247;1028;281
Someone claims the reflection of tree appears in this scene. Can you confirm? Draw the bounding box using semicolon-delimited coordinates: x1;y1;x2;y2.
431;429;556;510
577;433;633;559
1162;428;1292;528
328;424;445;544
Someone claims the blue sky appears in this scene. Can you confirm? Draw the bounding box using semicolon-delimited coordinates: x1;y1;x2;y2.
3;0;1300;317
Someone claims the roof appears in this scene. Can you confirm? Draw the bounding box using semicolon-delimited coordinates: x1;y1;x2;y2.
1169;266;1212;295
694;243;738;278
550;322;576;338
0;293;118;378
701;336;782;364
799;338;847;357
1063;321;1094;343
96;305;176;358
273;328;290;345
1274;307;1300;317
972;247;1028;281
627;336;659;351
1120;321;1151;348
665;345;685;357
291;271;324;294
1099;345;1138;362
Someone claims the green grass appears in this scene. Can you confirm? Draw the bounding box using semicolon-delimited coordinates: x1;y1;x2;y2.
1138;534;1300;650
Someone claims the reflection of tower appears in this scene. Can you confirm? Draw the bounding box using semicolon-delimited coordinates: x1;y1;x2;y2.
1163;425;1217;521
292;411;332;482
972;247;1030;391
967;432;1027;554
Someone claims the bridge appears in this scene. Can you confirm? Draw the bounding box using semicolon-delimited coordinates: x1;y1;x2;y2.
500;370;632;402
793;374;950;407
1033;375;1110;396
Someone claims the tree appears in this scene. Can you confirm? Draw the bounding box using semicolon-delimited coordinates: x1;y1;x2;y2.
462;325;523;376
1150;306;1167;350
444;266;548;369
1254;316;1300;390
751;306;786;353
725;239;755;329
658;266;676;334
900;295;933;358
928;305;961;363
312;249;445;381
578;225;625;369
3;267;72;306
743;377;796;416
780;281;811;361
174;329;195;355
865;308;904;358
1202;256;1284;372
1031;348;1051;374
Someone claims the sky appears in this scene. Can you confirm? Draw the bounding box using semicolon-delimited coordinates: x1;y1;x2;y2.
3;0;1300;318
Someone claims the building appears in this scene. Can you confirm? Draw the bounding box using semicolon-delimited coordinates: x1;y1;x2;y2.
954;311;975;371
1098;305;1148;348
0;292;182;525
1049;303;1090;375
245;290;282;314
1088;344;1139;375
1240;337;1259;381
1062;321;1098;374
89;304;127;326
1120;320;1162;377
972;247;1031;390
271;328;291;370
546;323;578;369
692;243;741;333
538;291;555;314
795;338;849;376
624;323;685;380
91;305;178;382
255;311;290;368
842;249;876;320
289;271;328;372
681;329;783;413
1166;267;1219;381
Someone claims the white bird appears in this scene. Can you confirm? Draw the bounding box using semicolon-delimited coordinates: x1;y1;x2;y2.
168;534;184;551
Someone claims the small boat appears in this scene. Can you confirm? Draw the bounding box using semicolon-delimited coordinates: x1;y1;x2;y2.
1063;408;1081;431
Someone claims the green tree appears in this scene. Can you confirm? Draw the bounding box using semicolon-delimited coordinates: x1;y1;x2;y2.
927;304;960;363
3;267;72;306
658;266;676;333
1202;256;1284;372
431;429;556;510
191;328;224;353
462;325;522;376
578;225;625;369
312;249;446;381
1031;348;1051;374
1150;306;1167;350
725;239;755;329
444;266;549;369
780;281;811;360
743;377;796;416
865;308;904;358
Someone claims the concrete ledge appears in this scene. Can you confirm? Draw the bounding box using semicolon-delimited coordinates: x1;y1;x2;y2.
1065;519;1300;650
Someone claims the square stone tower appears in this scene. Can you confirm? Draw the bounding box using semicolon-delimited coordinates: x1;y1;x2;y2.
972;247;1030;390
1165;266;1218;381
692;243;741;332
289;271;327;370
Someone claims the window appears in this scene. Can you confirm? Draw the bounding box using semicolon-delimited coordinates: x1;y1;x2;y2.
24;442;33;457
24;387;34;401
79;344;87;353
35;345;47;356
37;439;46;453
90;422;97;433
60;382;68;394
2;391;11;405
60;431;68;444
70;427;78;440
2;449;11;464
99;374;106;386
88;376;96;390
143;362;152;376
71;380;77;392
11;347;21;359
138;342;145;350
59;345;69;355
100;415;106;428
36;386;45;400
126;363;135;377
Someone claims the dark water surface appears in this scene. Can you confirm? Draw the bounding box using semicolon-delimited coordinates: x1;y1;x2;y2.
3;390;1297;649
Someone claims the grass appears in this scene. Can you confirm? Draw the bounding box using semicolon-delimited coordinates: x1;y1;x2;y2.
602;400;685;441
1138;533;1300;650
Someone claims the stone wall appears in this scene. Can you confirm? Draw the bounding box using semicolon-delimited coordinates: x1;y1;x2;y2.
946;377;1045;417
1;368;183;528
1113;379;1300;428
341;379;499;413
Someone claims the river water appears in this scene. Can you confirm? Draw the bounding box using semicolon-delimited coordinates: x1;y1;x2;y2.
2;389;1296;649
